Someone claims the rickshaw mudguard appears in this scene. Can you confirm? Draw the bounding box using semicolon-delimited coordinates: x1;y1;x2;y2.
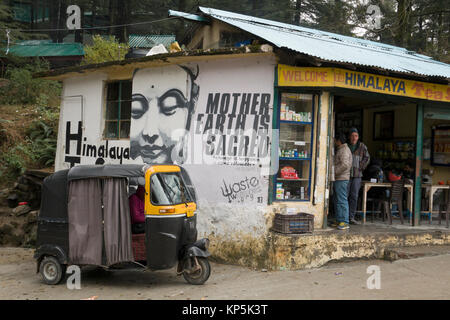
185;243;211;258
34;244;68;272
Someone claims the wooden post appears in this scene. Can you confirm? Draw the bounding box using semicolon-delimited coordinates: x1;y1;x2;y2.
268;67;279;205
414;103;424;226
323;93;334;228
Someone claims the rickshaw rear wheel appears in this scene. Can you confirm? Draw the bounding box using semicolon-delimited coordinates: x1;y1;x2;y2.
182;257;211;285
39;256;65;285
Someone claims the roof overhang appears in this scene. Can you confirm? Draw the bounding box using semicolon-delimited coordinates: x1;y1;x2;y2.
196;7;450;81
168;9;210;23
35;47;275;81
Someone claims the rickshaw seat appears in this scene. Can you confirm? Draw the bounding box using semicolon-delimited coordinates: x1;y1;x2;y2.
132;233;146;262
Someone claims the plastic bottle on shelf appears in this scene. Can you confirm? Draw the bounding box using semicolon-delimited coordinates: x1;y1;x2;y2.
378;170;384;183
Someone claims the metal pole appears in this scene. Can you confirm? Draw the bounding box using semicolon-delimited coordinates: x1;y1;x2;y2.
414;103;424;226
62;95;84;129
313;94;321;206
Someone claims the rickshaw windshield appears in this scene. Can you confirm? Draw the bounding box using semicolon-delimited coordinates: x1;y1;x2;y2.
150;172;193;206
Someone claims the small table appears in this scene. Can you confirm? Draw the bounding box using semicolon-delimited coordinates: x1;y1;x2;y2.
361;181;413;224
420;184;450;223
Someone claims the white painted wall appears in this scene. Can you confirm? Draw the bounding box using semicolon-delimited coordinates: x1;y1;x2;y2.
55;55;277;240
55;73;132;170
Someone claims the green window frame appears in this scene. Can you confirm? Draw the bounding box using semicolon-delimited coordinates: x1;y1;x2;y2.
104;80;132;139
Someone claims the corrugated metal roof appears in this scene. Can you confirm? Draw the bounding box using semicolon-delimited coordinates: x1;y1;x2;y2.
198;7;450;78
129;34;175;48
4;40;84;57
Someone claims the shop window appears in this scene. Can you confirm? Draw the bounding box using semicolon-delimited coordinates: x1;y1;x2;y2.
104;80;132;139
274;93;315;201
431;125;450;166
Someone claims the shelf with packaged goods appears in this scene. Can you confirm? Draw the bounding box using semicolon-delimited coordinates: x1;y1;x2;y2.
277;178;309;181
280;120;313;125
279;139;310;144
279;157;311;161
274;92;314;203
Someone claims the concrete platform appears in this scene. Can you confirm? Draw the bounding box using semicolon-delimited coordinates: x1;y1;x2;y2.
266;222;450;270
209;221;450;271
383;244;450;261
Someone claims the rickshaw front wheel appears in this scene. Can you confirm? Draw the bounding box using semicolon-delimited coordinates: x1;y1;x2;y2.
39;256;65;285
182;257;211;285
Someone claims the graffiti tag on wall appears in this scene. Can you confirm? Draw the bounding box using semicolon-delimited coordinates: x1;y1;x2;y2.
220;176;263;204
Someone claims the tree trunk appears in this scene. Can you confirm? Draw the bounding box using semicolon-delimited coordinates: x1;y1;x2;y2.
176;0;188;43
108;0;116;37
294;0;302;25
396;0;411;48
437;11;443;55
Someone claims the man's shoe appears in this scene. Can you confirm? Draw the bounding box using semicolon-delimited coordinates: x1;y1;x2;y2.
329;221;339;227
337;222;349;230
349;218;360;225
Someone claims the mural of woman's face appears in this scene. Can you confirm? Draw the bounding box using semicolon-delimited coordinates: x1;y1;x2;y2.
130;66;194;164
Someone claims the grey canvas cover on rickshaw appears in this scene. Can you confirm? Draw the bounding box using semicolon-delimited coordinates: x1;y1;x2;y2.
67;164;147;181
102;178;133;265
40;169;69;220
68;178;103;265
68;177;133;266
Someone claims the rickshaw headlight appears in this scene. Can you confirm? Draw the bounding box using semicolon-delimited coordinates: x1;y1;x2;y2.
159;208;175;214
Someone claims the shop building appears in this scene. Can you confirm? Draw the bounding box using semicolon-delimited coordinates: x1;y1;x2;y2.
40;7;450;269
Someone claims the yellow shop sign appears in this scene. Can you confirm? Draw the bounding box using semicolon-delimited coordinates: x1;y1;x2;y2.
278;64;450;103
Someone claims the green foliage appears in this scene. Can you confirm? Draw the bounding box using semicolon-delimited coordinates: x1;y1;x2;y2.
1;143;35;178
0;113;58;182
1;117;57;180
0;58;61;105
82;35;130;65
0;3;28;42
26;113;58;167
31;135;57;167
0;58;60;181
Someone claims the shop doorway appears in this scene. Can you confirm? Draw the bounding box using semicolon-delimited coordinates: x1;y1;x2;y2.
329;92;418;225
328;92;450;227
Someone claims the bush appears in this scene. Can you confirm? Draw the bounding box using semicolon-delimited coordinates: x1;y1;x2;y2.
0;58;60;184
0;58;61;105
0;117;57;181
82;35;129;65
1;143;35;178
26;119;57;167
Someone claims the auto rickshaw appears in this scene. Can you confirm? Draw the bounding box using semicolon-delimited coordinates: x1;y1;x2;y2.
34;164;211;285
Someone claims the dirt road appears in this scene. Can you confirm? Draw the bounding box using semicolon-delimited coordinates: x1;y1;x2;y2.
0;247;449;300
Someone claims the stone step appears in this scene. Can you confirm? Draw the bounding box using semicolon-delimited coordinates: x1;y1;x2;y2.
383;245;450;261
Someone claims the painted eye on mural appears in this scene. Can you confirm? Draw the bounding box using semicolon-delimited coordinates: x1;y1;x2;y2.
131;94;148;119
158;89;187;116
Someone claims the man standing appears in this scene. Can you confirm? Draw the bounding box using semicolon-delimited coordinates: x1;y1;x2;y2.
347;128;370;224
333;132;353;230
